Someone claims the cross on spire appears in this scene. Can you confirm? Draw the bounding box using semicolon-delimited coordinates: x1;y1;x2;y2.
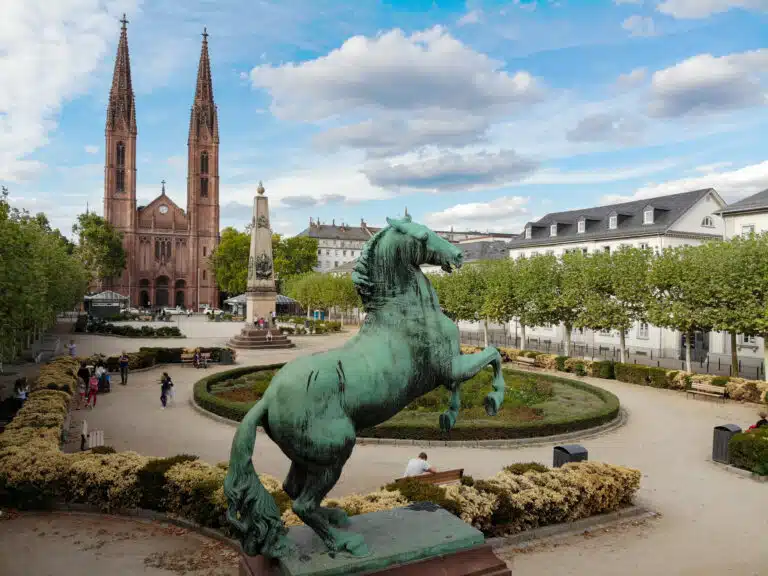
120;13;129;29
161;179;166;194
202;27;208;41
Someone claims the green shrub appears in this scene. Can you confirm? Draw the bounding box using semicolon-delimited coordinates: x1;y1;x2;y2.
383;478;460;516
574;362;586;377
460;475;475;487
647;367;668;388
614;363;648;385
89;446;116;455
86;323;184;338
137;454;199;510
555;356;568;372
729;428;768;475
711;376;729;387
591;360;615;380
503;462;549;475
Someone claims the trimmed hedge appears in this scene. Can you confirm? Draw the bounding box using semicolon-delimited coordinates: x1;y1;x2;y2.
193;364;621;440
86;323;184;338
85;346;235;373
729;427;768;476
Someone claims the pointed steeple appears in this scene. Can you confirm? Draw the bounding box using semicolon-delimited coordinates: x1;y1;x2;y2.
106;14;136;133
189;28;218;141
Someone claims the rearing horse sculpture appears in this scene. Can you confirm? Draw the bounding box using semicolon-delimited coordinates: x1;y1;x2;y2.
224;215;506;559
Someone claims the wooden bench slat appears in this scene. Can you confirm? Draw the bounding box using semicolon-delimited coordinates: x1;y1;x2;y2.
394;468;464;486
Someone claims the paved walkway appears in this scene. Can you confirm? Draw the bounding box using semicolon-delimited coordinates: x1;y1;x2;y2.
40;329;768;573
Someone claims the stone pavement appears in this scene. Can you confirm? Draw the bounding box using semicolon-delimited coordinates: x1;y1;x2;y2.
35;327;768;573
0;511;239;576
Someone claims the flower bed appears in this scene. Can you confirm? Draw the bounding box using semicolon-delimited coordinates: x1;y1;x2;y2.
459;345;768;404
194;364;621;440
0;357;641;538
276;315;342;335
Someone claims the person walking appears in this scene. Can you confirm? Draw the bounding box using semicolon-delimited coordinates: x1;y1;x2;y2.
160;372;173;409
86;373;99;408
77;362;91;410
271;309;276;327
119;351;129;385
13;377;29;411
67;340;77;357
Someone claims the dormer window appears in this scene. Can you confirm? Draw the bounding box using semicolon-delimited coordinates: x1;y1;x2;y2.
701;216;714;227
525;226;532;239
643;207;654;225
577;219;585;234
550;224;557;237
608;214;618;230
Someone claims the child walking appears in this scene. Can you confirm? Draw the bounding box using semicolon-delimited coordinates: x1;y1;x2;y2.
86;374;99;408
160;372;173;409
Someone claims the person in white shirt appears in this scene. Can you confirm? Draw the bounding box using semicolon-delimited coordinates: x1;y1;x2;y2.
403;452;437;478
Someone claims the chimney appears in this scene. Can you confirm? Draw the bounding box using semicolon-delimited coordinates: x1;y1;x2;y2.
332;219;335;227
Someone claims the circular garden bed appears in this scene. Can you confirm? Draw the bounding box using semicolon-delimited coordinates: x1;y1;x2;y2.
193;364;620;440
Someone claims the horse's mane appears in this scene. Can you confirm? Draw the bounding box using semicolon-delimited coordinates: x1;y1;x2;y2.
351;226;391;304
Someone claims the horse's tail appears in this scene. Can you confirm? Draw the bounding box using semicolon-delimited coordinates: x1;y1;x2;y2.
223;399;291;558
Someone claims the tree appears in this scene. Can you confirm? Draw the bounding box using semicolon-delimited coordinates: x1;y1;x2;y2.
481;259;522;345
72;212;126;282
272;234;319;280
210;227;250;295
329;275;361;325
436;265;489;344
579;247;649;363
648;245;713;372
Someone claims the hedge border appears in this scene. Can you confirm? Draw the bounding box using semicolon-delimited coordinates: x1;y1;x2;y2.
192;364;621;441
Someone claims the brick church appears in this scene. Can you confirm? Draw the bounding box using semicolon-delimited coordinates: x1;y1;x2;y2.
102;16;219;310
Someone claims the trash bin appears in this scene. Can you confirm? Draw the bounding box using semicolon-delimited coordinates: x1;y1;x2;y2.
712;424;742;464
553;444;588;468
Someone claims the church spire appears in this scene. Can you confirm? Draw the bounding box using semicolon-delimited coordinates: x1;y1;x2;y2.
106;14;136;133
189;27;218;141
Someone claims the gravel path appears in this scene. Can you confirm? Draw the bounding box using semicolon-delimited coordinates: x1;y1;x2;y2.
41;327;768;573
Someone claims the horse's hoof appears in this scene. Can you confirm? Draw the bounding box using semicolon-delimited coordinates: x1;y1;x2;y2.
484;393;501;416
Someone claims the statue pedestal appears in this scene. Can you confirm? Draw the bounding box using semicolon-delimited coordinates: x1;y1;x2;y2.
239;505;511;576
229;325;294;350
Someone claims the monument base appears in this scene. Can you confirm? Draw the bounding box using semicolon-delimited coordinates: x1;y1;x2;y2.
238;504;511;576
229;326;294;350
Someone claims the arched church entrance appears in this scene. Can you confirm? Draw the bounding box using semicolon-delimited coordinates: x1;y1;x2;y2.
155;276;169;308
139;279;150;308
175;279;186;309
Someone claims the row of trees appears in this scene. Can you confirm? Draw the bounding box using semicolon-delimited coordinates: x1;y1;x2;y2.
0;189;90;362
283;272;361;322
431;235;768;377
211;227;319;295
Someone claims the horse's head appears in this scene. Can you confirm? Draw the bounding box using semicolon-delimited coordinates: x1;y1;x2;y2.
385;215;463;273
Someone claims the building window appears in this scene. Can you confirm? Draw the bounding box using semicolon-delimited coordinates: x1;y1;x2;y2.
525;227;532;239
326;250;330;255
165;242;171;258
318;249;322;255
200;152;209;175
202;270;207;280
582;247;588;255
742;225;755;237
155;240;160;259
600;329;612;336
203;246;207;257
639;242;649;250
335;250;340;255
550;224;557;237
519;252;526;259
200;177;209;198
638;322;650;339
603;246;611;254
116;170;125;193
643;208;654;225
334;261;339;268
545;250;555;256
741;334;757;345
577;220;585;234
701;216;714;227
343;250;347;256
608;215;617;230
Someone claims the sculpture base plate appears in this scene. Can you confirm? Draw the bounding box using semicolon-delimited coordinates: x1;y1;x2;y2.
239;504;510;576
229;326;294;350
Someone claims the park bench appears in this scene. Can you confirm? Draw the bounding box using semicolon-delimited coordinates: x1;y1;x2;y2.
393;468;464;486
181;352;212;368
87;429;104;449
686;382;727;403
514;355;536;369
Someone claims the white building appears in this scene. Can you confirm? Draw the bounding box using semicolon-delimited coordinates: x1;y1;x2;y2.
466;188;729;363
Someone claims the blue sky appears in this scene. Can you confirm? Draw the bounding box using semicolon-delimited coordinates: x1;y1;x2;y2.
2;0;768;237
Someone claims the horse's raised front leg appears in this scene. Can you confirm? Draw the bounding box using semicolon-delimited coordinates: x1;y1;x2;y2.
450;347;505;416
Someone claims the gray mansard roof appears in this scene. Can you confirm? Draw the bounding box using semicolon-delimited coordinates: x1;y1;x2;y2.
717;188;768;215
507;188;721;248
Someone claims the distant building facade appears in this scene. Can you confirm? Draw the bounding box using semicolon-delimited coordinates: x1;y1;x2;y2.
102;18;220;310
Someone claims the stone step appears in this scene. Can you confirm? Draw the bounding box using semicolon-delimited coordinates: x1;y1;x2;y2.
228;341;295;350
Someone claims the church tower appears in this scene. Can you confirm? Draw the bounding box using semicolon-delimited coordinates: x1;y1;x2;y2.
187;28;220;308
103;14;137;294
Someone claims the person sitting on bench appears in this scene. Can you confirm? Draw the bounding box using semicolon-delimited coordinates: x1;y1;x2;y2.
403;452;437;477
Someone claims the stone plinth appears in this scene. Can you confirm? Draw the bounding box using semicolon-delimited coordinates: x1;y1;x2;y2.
229;326;294;350
239;504;511;576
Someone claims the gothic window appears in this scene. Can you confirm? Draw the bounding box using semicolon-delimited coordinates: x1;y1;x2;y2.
116;169;125;193
165;241;171;259
116;142;125;167
203;246;207;257
200;176;209;198
202;270;207;280
116;142;126;193
200;152;209;175
155;240;160;259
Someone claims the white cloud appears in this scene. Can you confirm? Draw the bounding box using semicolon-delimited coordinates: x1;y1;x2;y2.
425;196;531;232
84;144;99;155
622;15;656;36
523;158;680;185
457;9;482;25
0;0;139;182
363;150;539;192
249;26;542;121
566;112;644;143
657;0;768;19
648;49;768;117
693;161;733;173
601;160;768;204
616;67;647;91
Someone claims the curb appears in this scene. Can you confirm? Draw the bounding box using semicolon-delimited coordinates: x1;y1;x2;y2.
47;503;241;550
189;392;628;448
711;460;768;483
487;505;657;549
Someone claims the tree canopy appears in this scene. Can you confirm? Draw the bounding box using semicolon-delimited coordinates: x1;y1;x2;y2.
72;212;126;282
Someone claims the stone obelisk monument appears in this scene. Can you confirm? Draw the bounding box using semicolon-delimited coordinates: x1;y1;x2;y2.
229;182;293;349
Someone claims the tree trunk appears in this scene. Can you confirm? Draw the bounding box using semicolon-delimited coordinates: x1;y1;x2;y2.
619;330;627;364
763;336;768;382
731;332;739;377
564;323;572;357
685;330;693;373
483;318;489;348
520;324;527;350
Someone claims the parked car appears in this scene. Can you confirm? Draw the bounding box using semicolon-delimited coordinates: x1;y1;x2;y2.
203;307;224;316
163;306;185;316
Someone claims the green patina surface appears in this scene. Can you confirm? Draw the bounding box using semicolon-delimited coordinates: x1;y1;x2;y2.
279;505;484;576
224;216;507;561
